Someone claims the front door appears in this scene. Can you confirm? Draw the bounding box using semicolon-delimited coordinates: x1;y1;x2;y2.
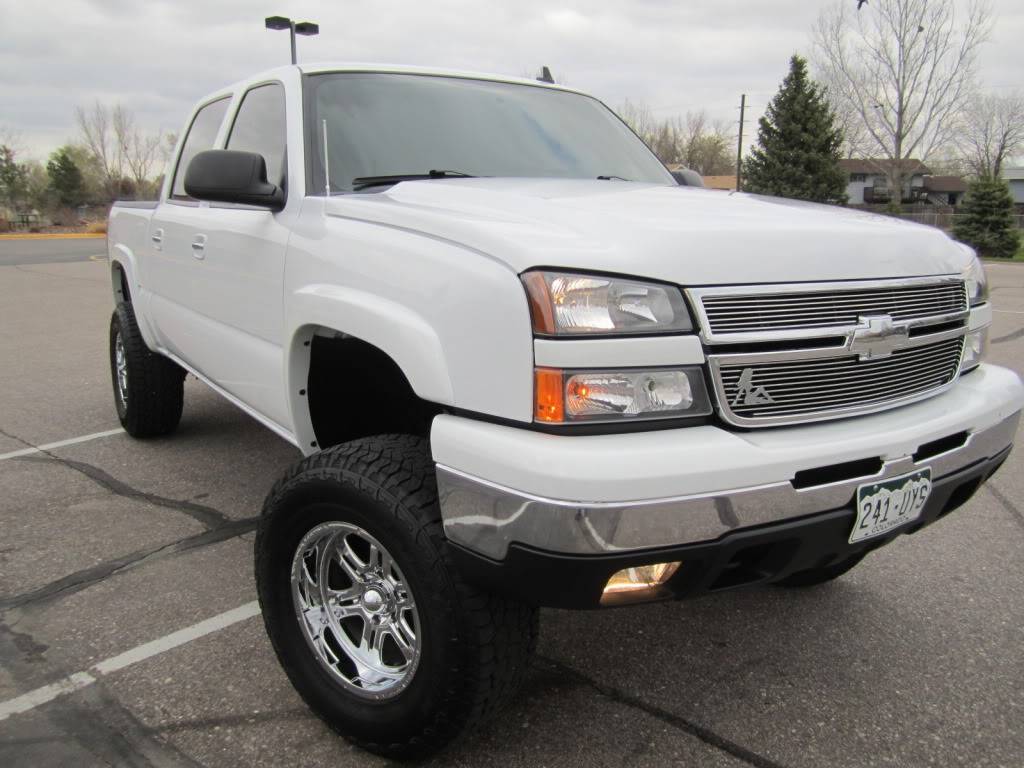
149;84;293;428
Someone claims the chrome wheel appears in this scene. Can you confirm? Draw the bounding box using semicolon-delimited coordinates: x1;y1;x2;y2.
291;522;421;699
114;331;128;409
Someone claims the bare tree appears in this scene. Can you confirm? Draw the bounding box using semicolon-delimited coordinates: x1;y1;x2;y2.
77;102;164;199
816;69;872;158
75;101;123;199
617;99;659;147
679;111;734;175
617;103;734;174
955;92;1024;179
116;108;163;197
813;0;992;197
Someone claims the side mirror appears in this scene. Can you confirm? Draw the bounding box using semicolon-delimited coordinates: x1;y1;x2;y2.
184;150;285;210
670;169;705;188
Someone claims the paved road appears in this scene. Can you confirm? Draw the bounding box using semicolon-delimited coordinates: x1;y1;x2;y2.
0;238;105;266
0;253;1022;768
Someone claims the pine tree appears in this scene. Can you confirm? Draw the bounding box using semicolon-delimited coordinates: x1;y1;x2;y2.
0;146;29;210
742;55;847;204
953;178;1021;260
47;147;85;207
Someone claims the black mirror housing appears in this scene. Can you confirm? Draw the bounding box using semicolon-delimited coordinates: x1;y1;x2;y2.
184;150;285;210
670;169;705;188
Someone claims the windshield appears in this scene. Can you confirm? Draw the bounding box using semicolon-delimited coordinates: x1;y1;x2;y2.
305;72;674;193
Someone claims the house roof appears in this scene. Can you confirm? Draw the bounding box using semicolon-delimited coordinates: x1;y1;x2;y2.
839;159;932;176
702;175;736;191
922;175;967;193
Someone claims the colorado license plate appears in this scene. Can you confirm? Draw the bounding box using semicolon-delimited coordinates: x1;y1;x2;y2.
851;469;932;544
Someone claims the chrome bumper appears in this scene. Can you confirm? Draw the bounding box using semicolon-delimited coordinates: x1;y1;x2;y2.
437;412;1019;560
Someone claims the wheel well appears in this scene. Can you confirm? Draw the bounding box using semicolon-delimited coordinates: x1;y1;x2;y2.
112;262;130;304
307;334;443;449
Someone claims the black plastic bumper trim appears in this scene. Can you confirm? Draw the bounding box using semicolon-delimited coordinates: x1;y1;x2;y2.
449;446;1011;609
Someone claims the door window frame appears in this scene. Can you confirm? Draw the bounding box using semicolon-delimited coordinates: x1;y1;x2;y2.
224;80;289;202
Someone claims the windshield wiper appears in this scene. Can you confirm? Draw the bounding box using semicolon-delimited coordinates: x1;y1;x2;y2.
351;170;476;190
597;175;630;181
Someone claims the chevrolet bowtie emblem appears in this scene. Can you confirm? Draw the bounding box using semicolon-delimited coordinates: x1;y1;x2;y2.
847;315;910;360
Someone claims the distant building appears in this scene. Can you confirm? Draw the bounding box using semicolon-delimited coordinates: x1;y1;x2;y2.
839;159;932;204
1003;168;1024;207
702;175;737;191
920;176;968;206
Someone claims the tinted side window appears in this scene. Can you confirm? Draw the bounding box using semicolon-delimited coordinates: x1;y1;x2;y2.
227;84;287;188
171;98;230;200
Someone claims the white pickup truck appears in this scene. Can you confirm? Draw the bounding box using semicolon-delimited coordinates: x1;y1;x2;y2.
107;63;1023;757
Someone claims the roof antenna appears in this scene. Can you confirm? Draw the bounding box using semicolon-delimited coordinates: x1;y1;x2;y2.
322;119;331;196
537;66;555;84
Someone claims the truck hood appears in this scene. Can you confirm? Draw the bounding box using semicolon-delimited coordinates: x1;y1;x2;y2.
323;178;971;284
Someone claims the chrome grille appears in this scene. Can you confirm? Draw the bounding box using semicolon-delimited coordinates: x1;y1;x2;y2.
714;337;964;425
699;280;967;336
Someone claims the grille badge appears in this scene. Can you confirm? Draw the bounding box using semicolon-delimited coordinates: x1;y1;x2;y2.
732;368;775;406
847;315;911;360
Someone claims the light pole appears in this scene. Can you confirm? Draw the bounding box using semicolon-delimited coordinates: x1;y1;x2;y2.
265;16;319;65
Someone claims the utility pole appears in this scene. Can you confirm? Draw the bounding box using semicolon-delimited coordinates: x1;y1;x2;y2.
735;93;746;192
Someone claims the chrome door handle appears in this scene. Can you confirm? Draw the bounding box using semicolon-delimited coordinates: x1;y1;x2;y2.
151;228;164;250
191;234;207;260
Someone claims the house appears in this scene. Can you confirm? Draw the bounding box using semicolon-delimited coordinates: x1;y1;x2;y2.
1003;168;1024;207
839;159;932;205
921;175;968;206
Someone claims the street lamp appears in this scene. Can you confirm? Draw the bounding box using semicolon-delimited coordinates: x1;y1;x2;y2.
265;16;319;65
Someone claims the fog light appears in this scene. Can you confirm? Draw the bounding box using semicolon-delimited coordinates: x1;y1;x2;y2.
960;328;988;373
601;561;681;605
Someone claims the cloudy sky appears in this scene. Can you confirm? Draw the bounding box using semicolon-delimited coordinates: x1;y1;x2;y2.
2;0;1022;162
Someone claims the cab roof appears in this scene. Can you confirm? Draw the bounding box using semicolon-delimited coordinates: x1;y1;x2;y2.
212;62;580;99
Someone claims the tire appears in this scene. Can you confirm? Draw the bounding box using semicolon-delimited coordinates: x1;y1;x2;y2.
255;435;538;759
109;302;185;437
775;552;866;588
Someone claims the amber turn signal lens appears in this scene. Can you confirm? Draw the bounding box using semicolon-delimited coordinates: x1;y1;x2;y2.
521;272;557;335
534;368;564;423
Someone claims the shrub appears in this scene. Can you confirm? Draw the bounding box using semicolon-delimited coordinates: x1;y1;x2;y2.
953;178;1021;259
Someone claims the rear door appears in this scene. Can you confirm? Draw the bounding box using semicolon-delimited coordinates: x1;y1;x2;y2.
149;83;294;428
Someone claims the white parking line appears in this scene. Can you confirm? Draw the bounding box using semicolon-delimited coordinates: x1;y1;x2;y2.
0;428;125;461
0;601;261;721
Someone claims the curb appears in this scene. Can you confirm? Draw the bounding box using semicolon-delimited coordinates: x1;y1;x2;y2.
0;233;106;241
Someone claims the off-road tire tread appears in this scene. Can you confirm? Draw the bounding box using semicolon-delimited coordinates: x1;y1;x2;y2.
110;303;185;437
255;435;537;759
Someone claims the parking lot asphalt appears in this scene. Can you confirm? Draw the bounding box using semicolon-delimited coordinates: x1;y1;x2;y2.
0;243;1022;768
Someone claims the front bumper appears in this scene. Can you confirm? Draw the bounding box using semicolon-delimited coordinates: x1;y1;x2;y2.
448;446;1011;608
434;364;1023;561
434;365;1023;606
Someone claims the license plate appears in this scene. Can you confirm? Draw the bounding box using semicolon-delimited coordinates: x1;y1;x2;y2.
851;469;932;544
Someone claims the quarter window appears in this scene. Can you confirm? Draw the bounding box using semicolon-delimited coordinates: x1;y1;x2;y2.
227;83;287;188
171;98;230;200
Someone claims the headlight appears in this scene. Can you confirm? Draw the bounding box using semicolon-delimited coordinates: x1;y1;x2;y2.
534;367;711;423
522;271;692;336
961;253;989;306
